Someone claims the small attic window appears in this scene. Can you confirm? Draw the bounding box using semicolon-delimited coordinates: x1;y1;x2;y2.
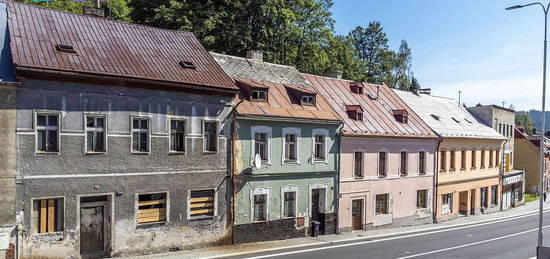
452;117;460;123
55;44;76;54
179;61;196;69
393;109;409;123
251;89;268;101
431;114;440;121
301;95;315;106
346;105;363;121
350;82;364;94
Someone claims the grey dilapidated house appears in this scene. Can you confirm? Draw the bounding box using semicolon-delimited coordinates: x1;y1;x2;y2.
1;1;238;258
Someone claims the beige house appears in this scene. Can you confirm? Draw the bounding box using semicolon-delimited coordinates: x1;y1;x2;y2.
396;90;505;221
514;127;550;194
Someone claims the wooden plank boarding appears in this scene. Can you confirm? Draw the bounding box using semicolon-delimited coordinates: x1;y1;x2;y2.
47;199;55;232
39;200;47;233
138;199;166;206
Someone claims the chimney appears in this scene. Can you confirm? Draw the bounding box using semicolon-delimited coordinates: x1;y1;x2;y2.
246;50;263;61
328;71;342;79
82;4;105;17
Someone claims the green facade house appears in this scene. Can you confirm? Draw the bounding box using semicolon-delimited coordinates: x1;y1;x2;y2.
212;51;342;243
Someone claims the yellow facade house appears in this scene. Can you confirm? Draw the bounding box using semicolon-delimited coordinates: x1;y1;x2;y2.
396;90;505;221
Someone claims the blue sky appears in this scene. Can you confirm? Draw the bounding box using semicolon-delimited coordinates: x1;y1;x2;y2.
331;0;546;111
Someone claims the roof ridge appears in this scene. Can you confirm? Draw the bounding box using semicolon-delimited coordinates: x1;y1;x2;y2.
3;0;195;36
301;72;385;87
210;52;299;70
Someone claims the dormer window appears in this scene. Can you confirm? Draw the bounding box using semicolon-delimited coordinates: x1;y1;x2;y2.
55;44;76;54
301;95;315;106
393;109;409;123
251;89;268;101
179;61;196;69
346;105;363;121
350;82;364;94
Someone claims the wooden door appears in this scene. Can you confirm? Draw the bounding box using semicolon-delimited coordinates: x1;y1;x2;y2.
80;206;104;254
311;189;320;222
351;199;363;230
470;189;476;215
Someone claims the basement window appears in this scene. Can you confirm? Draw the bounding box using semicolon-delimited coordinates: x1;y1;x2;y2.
137;193;167;224
33;198;64;233
189;189;215;219
55;44;76;54
179;61;196;69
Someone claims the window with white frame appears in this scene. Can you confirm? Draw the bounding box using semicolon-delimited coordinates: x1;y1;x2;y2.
442;193;453;214
283;191;296;218
312;129;328;162
416;190;428;209
375;194;389;215
203;121;218;152
132;118;149;152
354;151;363;178
378;152;387;177
251;89;268;101
255;133;268;161
170;119;186;152
86;116;106;153
252;126;272;164
400;152;408;176
284;132;298;162
36;114;59;152
251;188;270;222
419;151;426;174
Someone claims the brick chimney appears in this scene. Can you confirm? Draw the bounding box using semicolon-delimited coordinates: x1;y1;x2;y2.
328;71;342;79
246;50;263;61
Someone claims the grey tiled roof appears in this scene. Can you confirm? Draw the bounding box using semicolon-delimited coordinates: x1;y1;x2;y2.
395;89;505;140
210;52;310;88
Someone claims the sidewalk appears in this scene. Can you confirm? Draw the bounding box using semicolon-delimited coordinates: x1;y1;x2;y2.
120;200;547;259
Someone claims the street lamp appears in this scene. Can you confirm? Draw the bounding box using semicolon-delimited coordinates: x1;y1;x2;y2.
506;2;550;255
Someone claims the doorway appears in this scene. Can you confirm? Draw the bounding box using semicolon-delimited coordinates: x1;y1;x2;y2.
80;195;111;258
310;188;326;222
459;191;468;215
351;199;363;231
470;189;476;215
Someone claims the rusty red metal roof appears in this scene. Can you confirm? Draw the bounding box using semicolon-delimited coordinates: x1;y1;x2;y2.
234;77;340;122
304;74;437;138
4;0;237;91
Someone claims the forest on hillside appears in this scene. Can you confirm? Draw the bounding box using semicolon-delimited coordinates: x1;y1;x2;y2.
17;0;421;89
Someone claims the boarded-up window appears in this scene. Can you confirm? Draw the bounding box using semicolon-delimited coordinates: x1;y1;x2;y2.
189;190;215;218
417;190;428;209
34;198;63;233
137;193;166;224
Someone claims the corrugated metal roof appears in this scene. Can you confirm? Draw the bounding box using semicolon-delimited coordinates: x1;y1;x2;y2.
4;0;237;91
395;89;504;140
304;74;437;138
211;52;310;88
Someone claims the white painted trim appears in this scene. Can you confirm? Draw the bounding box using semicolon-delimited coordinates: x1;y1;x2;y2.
377;150;389;177
33;111;62;155
202;119;220;153
84;113;108;155
22;169;228;179
312;128;329;164
250;187;271;222
308;183;329;215
399;151;409;175
130;114;152;155
282;127;301;165
352;149;365;179
251;126;272;166
168;116;187;153
281;185;300;218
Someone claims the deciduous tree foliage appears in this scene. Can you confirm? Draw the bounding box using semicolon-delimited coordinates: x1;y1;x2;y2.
17;0;420;88
516;112;536;134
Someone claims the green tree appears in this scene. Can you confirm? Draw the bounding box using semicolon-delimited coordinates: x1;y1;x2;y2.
516;111;536;134
394;40;412;90
349;22;389;83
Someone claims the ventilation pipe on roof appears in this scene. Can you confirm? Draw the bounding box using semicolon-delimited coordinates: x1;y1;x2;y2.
246;50;263;61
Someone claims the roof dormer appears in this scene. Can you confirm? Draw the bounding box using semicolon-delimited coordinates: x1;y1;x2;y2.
346;105;363;121
392;109;409;123
350;81;364;94
235;79;269;102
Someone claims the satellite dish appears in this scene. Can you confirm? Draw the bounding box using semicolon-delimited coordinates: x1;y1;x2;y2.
254;154;262;169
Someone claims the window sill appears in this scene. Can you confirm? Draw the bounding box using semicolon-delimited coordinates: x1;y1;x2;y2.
313;159;327;164
136;221;166;228
33;231;64;237
168;151;186;155
188;215;215;221
418;172;427;175
202;151;218;154
354;176;364;180
35;151;60;156
85;151;106;155
284;160;298;164
131;151;150;155
460;168;466;171
252;220;268;224
400;174;408;177
378;175;387;178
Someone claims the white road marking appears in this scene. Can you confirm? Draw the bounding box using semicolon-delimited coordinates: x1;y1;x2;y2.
397;226;550;259
242;212;548;259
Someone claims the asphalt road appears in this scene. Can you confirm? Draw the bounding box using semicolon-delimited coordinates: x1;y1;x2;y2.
237;211;550;259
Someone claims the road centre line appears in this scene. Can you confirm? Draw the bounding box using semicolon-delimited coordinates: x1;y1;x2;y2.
396;225;550;259
243;211;548;259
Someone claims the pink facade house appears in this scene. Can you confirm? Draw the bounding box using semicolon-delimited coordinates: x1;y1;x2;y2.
305;74;439;232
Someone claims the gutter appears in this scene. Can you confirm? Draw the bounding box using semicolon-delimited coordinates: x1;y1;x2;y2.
433;137;442;223
230;97;244;244
335;121;344;234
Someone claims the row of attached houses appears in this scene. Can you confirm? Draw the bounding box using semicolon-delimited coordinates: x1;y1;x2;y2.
0;1;532;258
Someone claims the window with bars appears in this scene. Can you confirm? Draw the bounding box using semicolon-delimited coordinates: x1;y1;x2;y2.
137;193;166;224
34;198;63;233
253;194;267;221
400;152;408;176
132;118;149;152
283;191;296;218
375;194;389;215
314;135;325;161
354;151;363;178
416;190;428;209
36;114;59;152
419;151;426;175
284;134;297;162
378;152;387;177
86;116;106;153
255;133;268;161
189;190;215;218
203;121;218;152
170;119;186;152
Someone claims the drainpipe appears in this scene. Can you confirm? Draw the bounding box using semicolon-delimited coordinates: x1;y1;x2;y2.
433;137;442;223
334;122;344;234
500;139;507;211
230;97;244;244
